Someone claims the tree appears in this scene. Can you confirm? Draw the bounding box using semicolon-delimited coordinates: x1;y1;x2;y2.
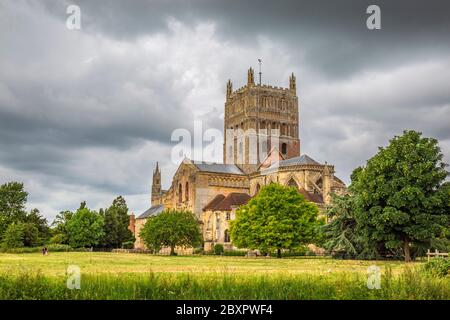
323;194;359;257
26;208;51;245
0;182;28;239
350;130;449;262
1;222;24;248
22;222;39;247
140;209;202;255
67;204;105;248
101;196;134;248
51;210;73;244
230;183;322;258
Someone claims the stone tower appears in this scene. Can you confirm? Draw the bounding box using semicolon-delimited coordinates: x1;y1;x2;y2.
151;162;162;204
223;68;300;172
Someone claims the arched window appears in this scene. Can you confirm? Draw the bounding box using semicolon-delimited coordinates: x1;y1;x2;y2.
178;183;182;203
255;183;261;195
224;230;230;243
287;178;299;191
281;143;287;155
185;182;189;202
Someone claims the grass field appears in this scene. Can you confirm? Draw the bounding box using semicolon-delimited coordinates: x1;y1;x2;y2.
0;252;449;300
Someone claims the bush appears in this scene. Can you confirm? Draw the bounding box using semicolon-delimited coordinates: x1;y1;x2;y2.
193;247;204;255
48;234;65;245
214;244;224;255
223;250;246;256
46;244;73;252
421;258;450;277
122;241;134;249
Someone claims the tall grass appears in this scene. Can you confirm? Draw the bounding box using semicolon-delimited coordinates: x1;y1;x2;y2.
1;269;449;300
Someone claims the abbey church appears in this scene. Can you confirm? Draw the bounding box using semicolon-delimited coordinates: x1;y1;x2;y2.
131;68;347;251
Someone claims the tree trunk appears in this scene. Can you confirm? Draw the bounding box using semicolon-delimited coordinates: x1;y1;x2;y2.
404;239;411;263
277;248;281;259
170;245;175;256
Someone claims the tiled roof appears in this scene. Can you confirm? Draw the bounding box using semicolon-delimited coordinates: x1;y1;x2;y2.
260;154;321;174
203;194;226;211
298;188;324;204
207;193;251;211
193;162;245;175
279;154;320;167
137;204;165;219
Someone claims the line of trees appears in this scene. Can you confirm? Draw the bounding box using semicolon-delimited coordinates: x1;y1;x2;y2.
0;183;134;249
323;130;450;262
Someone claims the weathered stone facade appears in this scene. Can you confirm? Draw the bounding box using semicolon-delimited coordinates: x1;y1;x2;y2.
131;68;347;251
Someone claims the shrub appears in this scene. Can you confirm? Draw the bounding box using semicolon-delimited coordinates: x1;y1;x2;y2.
421;258;450;277
122;241;134;249
223;250;246;256
46;244;72;252
48;234;65;245
214;244;224;255
193;247;204;255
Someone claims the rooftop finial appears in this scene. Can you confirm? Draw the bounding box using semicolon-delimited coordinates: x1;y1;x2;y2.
258;59;262;85
247;67;255;86
289;72;296;95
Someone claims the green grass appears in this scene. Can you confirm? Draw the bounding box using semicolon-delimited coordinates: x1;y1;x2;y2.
0;252;448;300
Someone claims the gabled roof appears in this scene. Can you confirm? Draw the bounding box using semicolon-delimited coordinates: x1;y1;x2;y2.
203;194;226;211
279;154;320;167
260;154;321;173
258;147;285;170
204;193;251;212
137;204;165;219
298;188;324;204
192;161;245;175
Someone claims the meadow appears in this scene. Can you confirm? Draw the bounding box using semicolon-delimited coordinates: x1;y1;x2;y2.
0;252;449;300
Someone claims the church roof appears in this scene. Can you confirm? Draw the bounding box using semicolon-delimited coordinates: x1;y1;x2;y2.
279;154;320;167
260;154;321;173
193;162;245;175
137;204;165;219
204;193;251;211
298;188;324;204
203;194;226;211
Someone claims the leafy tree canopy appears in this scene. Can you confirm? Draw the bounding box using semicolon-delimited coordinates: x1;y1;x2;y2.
101;196;134;248
230;183;323;258
67;203;105;248
140;209;202;255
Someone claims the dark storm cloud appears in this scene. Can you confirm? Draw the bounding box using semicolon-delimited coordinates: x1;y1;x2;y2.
42;0;450;78
1;0;449;219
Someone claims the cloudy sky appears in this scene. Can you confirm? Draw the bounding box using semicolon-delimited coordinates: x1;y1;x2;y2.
1;0;449;221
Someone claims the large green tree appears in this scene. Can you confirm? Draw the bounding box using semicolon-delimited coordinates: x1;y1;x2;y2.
350;130;449;262
0;182;28;239
101;196;134;248
1;222;25;248
26;208;51;245
51;210;73;244
140;209;202;255
67;203;105;248
230;183;322;258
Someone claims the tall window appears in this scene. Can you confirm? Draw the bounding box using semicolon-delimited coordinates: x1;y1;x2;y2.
185;182;189;202
226;212;231;220
281;143;287;155
224;230;230;243
178;183;182;203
